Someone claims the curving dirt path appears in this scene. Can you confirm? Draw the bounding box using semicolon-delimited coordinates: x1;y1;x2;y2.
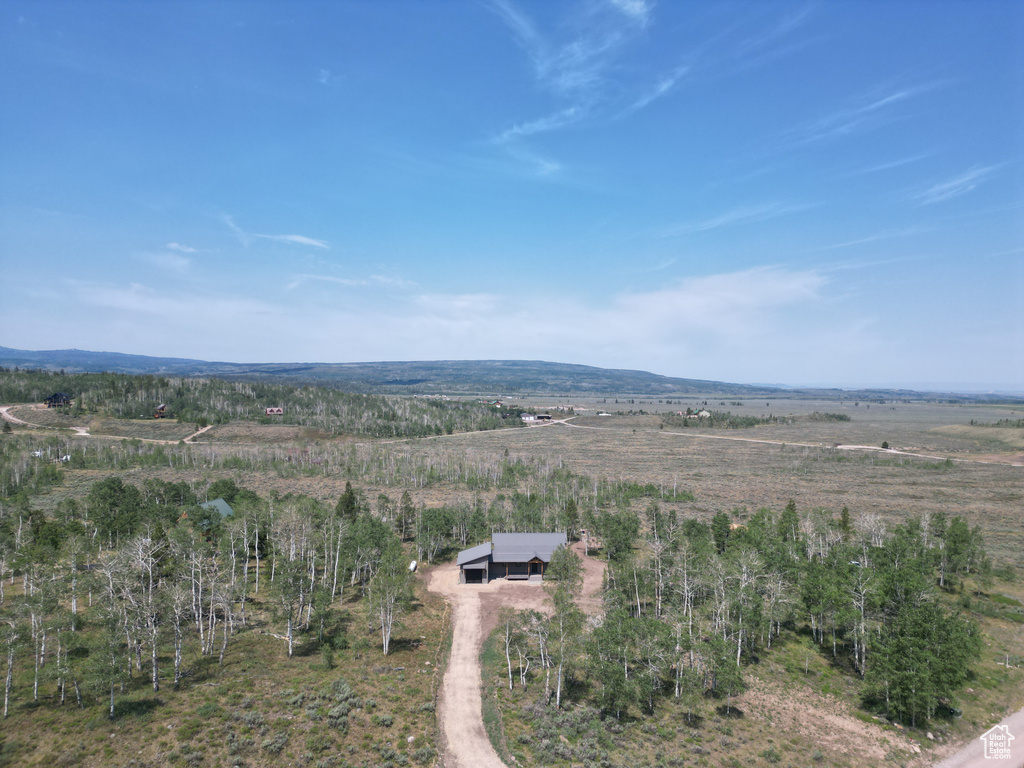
0;404;214;444
560;420;1024;468
0;405;32;427
426;542;604;768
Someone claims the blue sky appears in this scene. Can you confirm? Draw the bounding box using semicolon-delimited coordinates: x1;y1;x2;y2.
2;1;1022;391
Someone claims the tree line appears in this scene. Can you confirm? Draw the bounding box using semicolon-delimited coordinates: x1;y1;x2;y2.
0;369;522;438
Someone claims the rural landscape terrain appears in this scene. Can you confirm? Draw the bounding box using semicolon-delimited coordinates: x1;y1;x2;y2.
0;354;1022;768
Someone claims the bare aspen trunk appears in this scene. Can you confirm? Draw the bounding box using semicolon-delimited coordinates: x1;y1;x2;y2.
4;642;14;719
151;625;159;692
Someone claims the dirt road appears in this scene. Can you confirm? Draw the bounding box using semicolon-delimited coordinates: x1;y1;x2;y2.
0;404;214;444
560;420;1024;468
426;542;604;768
929;706;1024;768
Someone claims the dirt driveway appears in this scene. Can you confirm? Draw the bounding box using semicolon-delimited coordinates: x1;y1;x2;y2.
0;404;213;444
426;543;604;768
928;705;1024;768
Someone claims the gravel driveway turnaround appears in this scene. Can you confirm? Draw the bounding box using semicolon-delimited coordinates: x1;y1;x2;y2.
426;543;605;768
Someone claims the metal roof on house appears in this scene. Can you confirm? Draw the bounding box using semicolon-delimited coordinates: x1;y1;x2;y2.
199;498;234;519
491;532;567;564
456;541;492;566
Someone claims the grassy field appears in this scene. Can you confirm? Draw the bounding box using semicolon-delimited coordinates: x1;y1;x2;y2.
6;405;199;441
0;566;450;768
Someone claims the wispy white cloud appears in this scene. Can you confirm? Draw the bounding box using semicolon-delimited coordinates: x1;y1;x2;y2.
625;66;689;114
489;0;634;100
222;215;329;249
279;266;831;368
318;68;331;85
608;0;652;26
223;214;251;247
915;166;995;205
502;145;564;177
842;153;931;177
662;202;814;237
731;6;816;65
494;106;584;143
144;252;191;273
486;0;656;174
414;292;501;315
256;233;330;249
166;242;196;253
787;82;944;146
74;281;276;319
611;267;827;337
42;266;986;386
286;273;415;291
485;3;815;178
819;229;920;250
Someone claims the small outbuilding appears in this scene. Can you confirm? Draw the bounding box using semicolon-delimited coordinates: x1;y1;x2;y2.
457;532;568;584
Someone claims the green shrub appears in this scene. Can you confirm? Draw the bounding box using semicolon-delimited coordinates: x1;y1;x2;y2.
261;733;288;754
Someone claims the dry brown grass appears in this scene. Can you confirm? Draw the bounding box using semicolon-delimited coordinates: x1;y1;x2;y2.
204;421;325;444
1;564;449;768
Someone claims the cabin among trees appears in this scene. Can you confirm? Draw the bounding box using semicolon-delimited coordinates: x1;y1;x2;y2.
45;392;71;408
178;497;234;534
457;532;567;584
265;407;284;416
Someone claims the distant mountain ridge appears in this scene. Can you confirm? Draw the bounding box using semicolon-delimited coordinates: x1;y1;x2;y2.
0;346;765;395
0;345;1016;401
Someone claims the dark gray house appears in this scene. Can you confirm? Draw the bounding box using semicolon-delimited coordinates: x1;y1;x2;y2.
457;532;568;584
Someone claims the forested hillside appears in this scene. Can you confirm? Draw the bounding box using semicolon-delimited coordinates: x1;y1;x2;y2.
0;369;521;438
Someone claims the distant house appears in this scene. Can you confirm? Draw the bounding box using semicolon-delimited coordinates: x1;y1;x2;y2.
521;413;552;422
265;407;284;416
45;392;71;408
154;404;167;418
456;532;567;584
179;498;234;530
200;498;234;519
